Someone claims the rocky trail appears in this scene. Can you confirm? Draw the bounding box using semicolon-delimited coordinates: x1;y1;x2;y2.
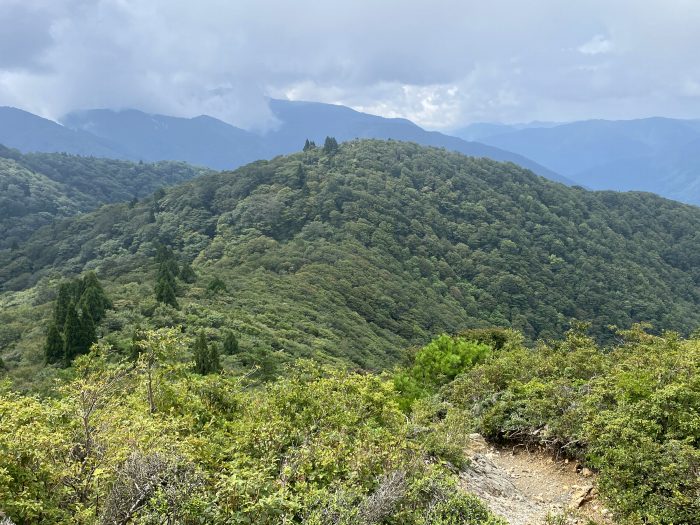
461;435;614;525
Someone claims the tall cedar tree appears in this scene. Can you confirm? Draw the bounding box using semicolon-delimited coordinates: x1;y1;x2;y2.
63;302;83;363
223;331;239;355
193;332;221;375
78;271;111;322
179;262;197;283
323;136;339;155
47;273;110;365
44;323;64;364
78;307;97;355
155;263;179;309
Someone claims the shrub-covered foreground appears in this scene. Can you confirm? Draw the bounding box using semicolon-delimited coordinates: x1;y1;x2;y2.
3;324;700;524
0;328;504;525
442;324;700;524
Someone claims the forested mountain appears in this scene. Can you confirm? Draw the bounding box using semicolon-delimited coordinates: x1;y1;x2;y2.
0;106;126;158
476;117;700;204
2;140;699;380
61;109;268;170
1;101;569;182
0;145;211;248
260;100;572;184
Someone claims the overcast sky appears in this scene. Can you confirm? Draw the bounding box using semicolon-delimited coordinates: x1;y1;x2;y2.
1;0;700;130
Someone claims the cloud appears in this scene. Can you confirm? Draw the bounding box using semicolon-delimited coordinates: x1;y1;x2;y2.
0;0;699;129
578;34;613;55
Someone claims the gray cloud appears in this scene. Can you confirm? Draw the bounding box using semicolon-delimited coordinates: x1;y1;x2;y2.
0;0;699;129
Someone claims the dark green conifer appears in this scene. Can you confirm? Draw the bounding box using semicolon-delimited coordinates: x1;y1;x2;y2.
193;332;221;374
207;277;227;295
78;272;111;323
155;263;179;309
63;302;82;364
78;307;97;356
44;323;64;364
222;331;239;355
179;262;197;283
54;282;74;328
323;136;339;155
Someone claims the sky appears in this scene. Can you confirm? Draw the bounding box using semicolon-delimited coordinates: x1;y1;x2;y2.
1;0;700;131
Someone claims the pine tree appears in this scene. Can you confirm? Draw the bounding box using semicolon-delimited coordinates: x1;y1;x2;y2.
222;331;239;355
303;138;311;151
63;302;82;364
155;263;179;309
207;277;227;296
79;272;111;323
193;332;219;374
208;343;222;374
54;282;74;328
44;323;65;364
179;262;197;283
323;136;339;155
295;163;306;189
78;307;97;356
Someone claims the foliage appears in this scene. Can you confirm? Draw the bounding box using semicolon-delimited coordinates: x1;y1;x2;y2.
222;330;239;355
323;136;339;155
443;324;700;524
42;273;111;366
394;334;491;410
0;331;504;524
192;331;221;375
4;140;700;380
0;145;210;249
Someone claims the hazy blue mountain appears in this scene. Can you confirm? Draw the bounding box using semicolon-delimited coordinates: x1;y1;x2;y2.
62;109;267;170
264;100;572;184
0;106;126;158
450;121;562;142
477;117;700;204
59;101;568;182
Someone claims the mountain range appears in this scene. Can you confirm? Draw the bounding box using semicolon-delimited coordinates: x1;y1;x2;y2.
459;117;700;204
0;101;569;183
2;140;699;379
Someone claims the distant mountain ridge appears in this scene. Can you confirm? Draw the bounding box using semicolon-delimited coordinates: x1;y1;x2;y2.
471;117;700;204
0;102;571;184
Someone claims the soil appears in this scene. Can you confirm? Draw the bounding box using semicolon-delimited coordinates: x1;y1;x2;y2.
460;435;615;525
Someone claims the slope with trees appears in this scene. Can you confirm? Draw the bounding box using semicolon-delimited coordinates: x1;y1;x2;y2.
0;145;211;248
2;140;699;381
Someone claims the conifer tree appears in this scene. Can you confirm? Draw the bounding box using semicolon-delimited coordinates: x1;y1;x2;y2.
193;332;220;374
192;332;209;375
63;302;82;364
179;262;197;283
208;343;222;374
303;138;311;151
54;282;73;328
155;263;179;309
323;136;339;155
78;307;97;356
295;163;306;189
222;331;239;355
44;322;64;364
79;272;111;323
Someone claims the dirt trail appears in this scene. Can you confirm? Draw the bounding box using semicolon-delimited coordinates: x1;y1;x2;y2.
460;435;613;525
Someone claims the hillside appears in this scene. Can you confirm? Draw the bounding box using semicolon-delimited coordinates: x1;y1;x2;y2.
2;140;699;380
0;145;211;248
477;117;700;204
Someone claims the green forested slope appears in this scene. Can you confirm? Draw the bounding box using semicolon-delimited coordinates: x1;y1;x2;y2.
2;140;700;376
0;145;211;248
